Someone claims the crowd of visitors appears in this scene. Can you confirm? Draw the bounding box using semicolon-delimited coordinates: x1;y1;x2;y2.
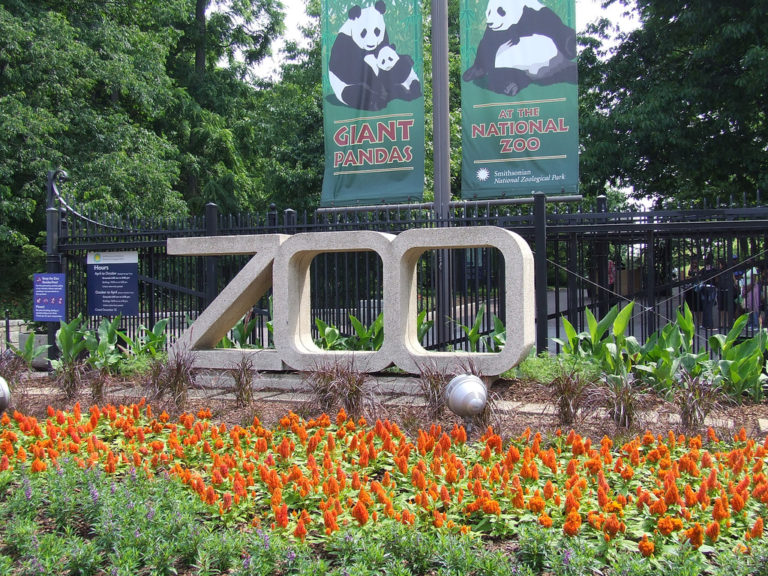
684;254;767;330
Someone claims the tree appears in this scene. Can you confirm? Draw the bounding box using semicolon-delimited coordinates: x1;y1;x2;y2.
582;0;768;204
0;1;185;314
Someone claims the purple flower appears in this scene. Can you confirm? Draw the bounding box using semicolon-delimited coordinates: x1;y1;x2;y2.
23;477;32;501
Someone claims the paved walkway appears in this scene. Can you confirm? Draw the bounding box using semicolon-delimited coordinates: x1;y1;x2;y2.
16;370;766;435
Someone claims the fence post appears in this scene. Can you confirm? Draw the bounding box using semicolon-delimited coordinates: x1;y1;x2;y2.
567;232;578;330
46;170;66;361
534;192;548;354
646;230;656;335
284;209;297;232
596;195;609;318
205;203;219;308
4;309;9;351
268;204;278;230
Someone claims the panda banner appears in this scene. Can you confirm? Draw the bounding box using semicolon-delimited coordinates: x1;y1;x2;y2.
460;0;579;199
320;0;425;206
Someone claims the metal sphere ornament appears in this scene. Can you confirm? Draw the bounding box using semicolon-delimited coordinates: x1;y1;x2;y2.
445;374;487;418
0;376;10;414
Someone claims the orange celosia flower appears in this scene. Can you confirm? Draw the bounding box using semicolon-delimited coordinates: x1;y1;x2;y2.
323;508;339;534
351;500;369;526
538;513;553;528
563;510;582;537
274;503;289;528
730;492;746;513
649;498;667;516
294;518;307;541
685;522;703;549
751;517;764;539
657;515;683;536
713;497;730;522
603;514;624;541
30;458;46;473
638;535;655;557
564;491;580;514
528;491;545;514
705;521;720;543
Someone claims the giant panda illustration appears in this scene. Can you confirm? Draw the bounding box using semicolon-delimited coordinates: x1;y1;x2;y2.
328;1;421;110
463;0;577;96
328;1;391;111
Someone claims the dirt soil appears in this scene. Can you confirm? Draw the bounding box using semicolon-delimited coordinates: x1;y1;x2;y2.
8;370;768;442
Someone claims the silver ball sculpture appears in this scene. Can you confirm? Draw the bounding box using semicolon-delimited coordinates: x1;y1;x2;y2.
0;376;9;414
445;374;487;418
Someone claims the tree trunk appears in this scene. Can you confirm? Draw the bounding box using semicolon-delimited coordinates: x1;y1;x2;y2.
195;0;207;78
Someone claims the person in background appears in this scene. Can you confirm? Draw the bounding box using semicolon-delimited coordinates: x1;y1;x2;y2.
699;254;717;329
716;258;733;329
608;258;616;303
760;268;768;327
743;267;761;328
685;258;701;324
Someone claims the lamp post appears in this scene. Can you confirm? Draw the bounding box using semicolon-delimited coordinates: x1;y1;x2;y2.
432;0;452;348
46;169;68;362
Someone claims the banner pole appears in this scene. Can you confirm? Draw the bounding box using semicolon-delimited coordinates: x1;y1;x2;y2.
432;0;452;347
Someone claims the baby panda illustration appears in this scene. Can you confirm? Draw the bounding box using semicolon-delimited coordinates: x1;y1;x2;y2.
365;44;422;102
463;0;577;96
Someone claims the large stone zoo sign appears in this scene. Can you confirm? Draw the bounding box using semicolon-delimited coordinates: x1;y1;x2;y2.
168;226;534;377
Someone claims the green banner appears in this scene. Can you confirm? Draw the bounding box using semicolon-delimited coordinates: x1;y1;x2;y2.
460;0;578;199
321;0;424;206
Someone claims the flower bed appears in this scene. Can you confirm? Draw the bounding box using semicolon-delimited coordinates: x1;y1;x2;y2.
1;402;768;574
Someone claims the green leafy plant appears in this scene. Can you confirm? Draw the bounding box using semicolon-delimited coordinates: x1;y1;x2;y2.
554;304;617;359
484;314;506;352
217;313;261;349
50;314;88;399
556;302;642;379
10;333;50;366
117;318;168;359
314;318;346;350
454;304;486;352
416;309;433;346
84;316;122;374
348;312;384;351
635;303;709;394
708;313;768;402
83;316;123;400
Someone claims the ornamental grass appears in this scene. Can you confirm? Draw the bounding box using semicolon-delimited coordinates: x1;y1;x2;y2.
2;402;768;572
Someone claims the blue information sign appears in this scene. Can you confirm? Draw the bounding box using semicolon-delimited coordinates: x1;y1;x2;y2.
33;273;66;322
87;252;139;316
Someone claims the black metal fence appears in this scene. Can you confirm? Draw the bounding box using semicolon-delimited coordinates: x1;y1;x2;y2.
47;172;768;357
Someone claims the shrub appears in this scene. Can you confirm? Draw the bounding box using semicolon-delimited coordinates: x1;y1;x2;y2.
303;360;382;421
228;355;258;408
416;361;448;421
